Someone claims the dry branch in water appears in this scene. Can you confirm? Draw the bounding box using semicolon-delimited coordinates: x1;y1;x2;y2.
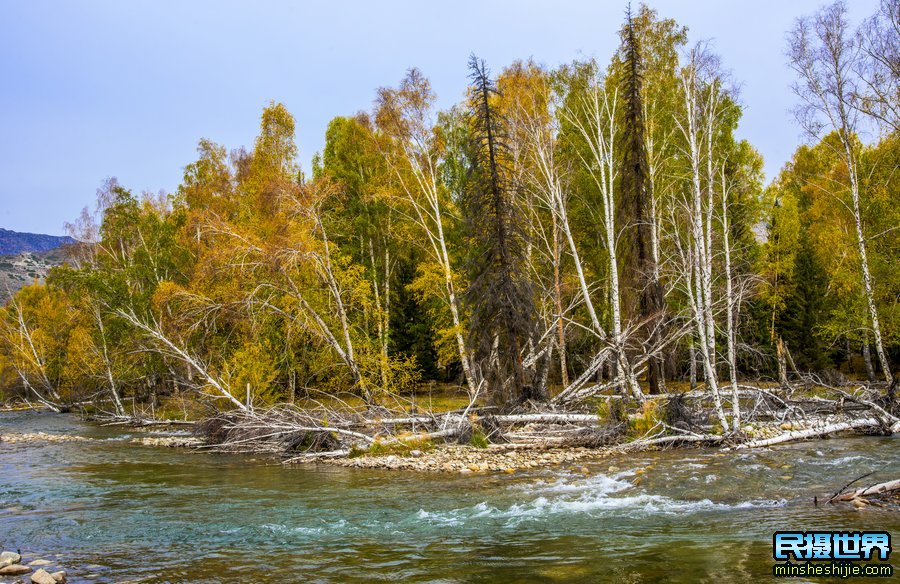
184;381;900;463
831;479;900;502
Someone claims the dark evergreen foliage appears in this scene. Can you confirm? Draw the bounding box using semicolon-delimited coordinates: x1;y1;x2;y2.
463;55;542;405
618;8;666;393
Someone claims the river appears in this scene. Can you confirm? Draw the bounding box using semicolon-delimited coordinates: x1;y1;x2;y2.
1;411;899;583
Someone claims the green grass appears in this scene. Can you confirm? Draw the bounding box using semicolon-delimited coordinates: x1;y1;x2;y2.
350;434;435;458
469;430;489;448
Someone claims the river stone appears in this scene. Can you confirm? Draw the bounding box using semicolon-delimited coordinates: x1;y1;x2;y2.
0;564;30;575
28;560;52;567
51;571;67;583
0;552;19;567
31;568;56;584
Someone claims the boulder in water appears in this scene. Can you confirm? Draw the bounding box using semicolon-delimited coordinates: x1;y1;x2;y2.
0;551;20;567
31;568;57;584
0;563;31;576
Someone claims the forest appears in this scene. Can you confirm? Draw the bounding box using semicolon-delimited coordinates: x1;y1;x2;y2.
1;1;898;458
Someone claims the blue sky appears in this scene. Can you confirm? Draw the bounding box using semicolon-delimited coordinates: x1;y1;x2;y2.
0;0;880;235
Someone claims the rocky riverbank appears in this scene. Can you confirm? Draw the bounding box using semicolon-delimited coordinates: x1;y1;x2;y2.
130;435;202;448
0;416;868;477
325;444;612;473
0;432;89;445
0;431;200;448
0;551;66;584
312;420;838;474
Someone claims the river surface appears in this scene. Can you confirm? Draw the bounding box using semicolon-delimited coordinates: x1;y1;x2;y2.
1;412;899;583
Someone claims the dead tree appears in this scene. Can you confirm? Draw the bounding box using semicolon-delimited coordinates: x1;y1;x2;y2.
463;55;543;405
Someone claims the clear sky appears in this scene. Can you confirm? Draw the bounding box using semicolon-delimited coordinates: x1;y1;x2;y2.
0;0;880;235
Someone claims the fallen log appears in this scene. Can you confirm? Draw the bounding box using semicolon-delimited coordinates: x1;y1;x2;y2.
100;418;196;427
727;418;883;450
615;434;725;452
282;449;351;464
832;479;900;502
359;415;436;426
491;413;600;424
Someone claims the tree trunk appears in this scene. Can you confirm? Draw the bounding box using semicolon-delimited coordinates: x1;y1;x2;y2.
721;173;741;431
845;143;892;383
777;337;789;389
552;213;569;388
689;343;697;390
863;334;876;384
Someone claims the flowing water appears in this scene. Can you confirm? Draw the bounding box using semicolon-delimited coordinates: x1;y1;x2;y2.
1;411;899;583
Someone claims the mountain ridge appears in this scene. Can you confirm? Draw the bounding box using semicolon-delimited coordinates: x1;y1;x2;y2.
0;227;74;255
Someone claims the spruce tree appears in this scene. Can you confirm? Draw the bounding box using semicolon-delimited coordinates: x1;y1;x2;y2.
463;55;541;405
619;8;666;393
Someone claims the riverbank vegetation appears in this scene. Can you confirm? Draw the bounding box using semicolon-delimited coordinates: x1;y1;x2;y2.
1;2;898;461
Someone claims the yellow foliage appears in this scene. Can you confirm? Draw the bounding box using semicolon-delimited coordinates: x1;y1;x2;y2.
222;341;279;407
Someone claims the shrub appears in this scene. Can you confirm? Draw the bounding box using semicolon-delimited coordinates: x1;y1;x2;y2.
627;399;663;438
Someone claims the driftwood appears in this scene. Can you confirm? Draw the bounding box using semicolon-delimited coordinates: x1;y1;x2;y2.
727;418;883;450
832;478;900;502
188;380;900;461
100;418;196;427
825;471;877;503
614;433;725;452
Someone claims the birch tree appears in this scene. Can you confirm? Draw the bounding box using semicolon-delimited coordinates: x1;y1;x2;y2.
0;288;65;411
856;0;900;133
563;65;643;401
375;70;479;395
789;1;893;382
674;45;728;428
720;167;742;431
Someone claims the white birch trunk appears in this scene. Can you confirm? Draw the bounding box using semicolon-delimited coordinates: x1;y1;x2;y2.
94;306;126;417
566;84;642;401
117;309;249;411
390;151;478;396
678;60;727;429
845;144;891;382
720;170;741;431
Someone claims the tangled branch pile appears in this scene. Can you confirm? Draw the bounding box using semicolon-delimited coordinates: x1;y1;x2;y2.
193;380;900;466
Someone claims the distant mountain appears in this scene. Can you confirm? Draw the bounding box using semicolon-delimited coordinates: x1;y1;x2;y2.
0;228;74;255
0;229;74;300
0;247;71;300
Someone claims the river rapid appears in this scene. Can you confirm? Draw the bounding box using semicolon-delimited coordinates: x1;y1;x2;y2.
2;411;899;583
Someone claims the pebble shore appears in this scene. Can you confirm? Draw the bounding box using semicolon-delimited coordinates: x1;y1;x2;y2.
329;444;611;473
0;431;200;448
